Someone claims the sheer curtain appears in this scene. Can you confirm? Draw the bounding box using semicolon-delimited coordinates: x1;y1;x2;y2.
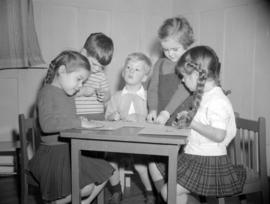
0;0;44;69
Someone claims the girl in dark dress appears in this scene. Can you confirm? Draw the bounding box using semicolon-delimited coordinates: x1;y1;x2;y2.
29;50;114;204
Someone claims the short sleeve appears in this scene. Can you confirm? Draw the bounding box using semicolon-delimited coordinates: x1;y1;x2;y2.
206;99;230;130
100;72;109;91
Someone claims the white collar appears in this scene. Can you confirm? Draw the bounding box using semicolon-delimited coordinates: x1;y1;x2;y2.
121;86;146;100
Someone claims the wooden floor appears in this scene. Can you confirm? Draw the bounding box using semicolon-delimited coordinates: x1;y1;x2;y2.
0;173;268;204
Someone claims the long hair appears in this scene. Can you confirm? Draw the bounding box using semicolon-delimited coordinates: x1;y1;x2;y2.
43;50;90;85
174;45;220;128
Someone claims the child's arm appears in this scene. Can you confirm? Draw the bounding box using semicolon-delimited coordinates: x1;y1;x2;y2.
156;83;190;124
146;60;161;122
38;89;81;132
190;121;226;142
189;99;232;143
96;73;111;103
96;88;111;103
105;93;120;121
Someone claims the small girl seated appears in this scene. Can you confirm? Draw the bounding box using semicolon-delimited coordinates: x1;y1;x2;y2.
105;53;156;204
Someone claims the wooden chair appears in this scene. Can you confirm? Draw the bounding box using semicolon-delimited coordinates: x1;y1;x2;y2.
18;113;41;204
18;114;107;204
203;116;269;204
119;160;134;193
0;141;19;176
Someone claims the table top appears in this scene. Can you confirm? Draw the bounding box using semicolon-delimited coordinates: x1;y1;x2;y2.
61;126;189;145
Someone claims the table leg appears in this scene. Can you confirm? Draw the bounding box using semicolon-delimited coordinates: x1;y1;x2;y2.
167;146;179;204
71;140;81;203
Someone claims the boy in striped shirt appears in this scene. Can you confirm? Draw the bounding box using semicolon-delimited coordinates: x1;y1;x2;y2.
75;33;113;119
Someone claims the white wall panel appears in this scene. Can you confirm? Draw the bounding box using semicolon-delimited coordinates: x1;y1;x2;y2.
223;6;255;117
0;78;18;141
109;12;142;91
34;3;78;62
200;11;224;61
77;9;111;48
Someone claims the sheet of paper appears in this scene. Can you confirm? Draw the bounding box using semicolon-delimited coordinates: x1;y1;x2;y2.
89;120;164;130
87;120;189;136
138;126;190;136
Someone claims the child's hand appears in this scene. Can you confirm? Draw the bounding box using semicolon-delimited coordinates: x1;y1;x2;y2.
96;87;105;102
156;110;170;125
81;119;104;129
84;87;96;97
80;116;88;122
77;87;95;97
172;110;190;129
147;110;157;123
107;112;121;121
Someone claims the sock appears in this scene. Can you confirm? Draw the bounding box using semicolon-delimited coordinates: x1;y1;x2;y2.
154;179;165;193
111;182;121;194
146;190;154;196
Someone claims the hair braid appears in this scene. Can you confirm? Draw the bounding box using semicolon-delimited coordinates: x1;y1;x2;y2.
216;75;231;95
187;69;207;120
44;62;57;85
42;50;90;86
173;67;207;128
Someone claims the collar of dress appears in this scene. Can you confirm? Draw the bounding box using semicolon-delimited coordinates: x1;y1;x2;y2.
121;86;146;101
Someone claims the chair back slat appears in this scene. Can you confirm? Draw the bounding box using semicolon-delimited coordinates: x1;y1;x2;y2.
18;114;40;204
227;116;268;201
258;117;267;177
231;117;260;173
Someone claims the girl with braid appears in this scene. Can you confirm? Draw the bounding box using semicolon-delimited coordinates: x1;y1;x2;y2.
29;50;114;204
158;46;246;203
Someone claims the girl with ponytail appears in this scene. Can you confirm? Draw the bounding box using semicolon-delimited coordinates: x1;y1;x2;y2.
158;46;246;203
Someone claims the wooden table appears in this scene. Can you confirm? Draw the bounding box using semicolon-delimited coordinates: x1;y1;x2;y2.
60;126;189;204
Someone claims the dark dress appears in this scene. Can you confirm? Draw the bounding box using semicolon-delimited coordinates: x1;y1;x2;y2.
147;58;193;125
29;85;114;201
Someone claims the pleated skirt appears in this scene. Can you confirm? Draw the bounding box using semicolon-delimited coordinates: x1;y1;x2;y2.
175;153;246;197
29;143;114;201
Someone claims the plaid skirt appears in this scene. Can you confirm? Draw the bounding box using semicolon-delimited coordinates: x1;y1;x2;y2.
176;153;246;197
29;143;114;201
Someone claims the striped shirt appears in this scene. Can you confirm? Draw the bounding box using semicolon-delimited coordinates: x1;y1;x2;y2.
75;71;109;115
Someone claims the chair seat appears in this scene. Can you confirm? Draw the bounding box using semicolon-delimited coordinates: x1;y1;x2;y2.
245;169;260;182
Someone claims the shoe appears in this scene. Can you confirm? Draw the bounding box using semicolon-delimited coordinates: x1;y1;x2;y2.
108;191;122;204
145;194;156;204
